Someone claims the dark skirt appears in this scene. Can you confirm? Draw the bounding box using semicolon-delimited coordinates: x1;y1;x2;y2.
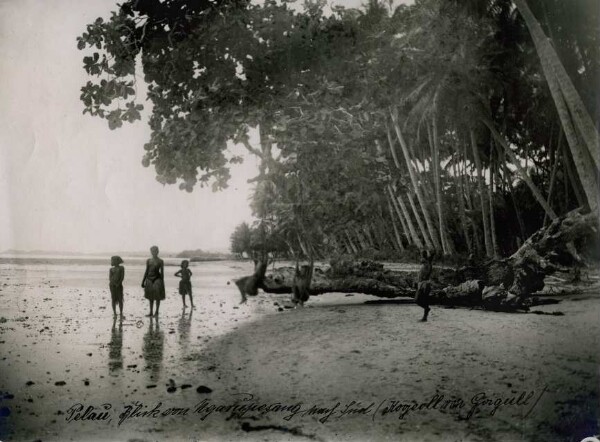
414;281;431;308
179;280;192;296
110;284;123;303
144;278;165;301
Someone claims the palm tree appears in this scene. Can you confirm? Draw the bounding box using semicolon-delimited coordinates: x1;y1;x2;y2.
513;0;599;212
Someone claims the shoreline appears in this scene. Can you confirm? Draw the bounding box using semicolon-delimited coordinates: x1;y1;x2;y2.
0;263;598;441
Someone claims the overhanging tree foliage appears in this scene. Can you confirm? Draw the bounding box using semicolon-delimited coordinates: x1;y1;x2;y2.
79;0;599;260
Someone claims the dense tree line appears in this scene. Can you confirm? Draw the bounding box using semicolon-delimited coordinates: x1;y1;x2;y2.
78;0;599;261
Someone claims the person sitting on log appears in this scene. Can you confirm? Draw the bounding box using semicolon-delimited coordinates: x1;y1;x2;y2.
415;250;434;322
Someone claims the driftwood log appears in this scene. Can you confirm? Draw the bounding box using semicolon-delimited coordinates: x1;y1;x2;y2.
261;209;598;311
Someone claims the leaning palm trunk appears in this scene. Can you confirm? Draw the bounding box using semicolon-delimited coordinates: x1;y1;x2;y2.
470;129;494;257
392;188;423;248
364;225;376;249
456;161;472;254
407;192;434;250
501;160;527;245
488;155;499;258
483;118;558;221
513;0;600;172
387;187;413;246
387;200;405;252
344;230;359;255
384;131;433;248
430;118;453;255
513;0;599;212
543;134;563;226
388;130;433;249
390;108;441;251
452;143;472;253
563;148;586;209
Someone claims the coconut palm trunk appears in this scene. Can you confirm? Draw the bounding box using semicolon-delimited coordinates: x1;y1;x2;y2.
470;129;494;257
430;118;453;255
513;0;600;171
407;192;434;250
387;200;405;252
390;108;441;251
387;187;413;246
345;230;359;255
543;132;563;226
395;192;423;249
488;152;499;258
483;118;558;220
384;128;433;248
513;0;599;212
453;155;472;253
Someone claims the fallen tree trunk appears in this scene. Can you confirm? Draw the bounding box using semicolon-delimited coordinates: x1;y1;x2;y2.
263;267;413;298
453;208;599;295
260;209;598;311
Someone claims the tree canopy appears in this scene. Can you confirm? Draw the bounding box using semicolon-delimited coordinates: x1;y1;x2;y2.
79;0;599;260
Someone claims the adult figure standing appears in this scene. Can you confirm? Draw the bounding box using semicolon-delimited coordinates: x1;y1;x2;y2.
142;245;165;317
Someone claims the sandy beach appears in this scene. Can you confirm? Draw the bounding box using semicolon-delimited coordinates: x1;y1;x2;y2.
0;258;599;441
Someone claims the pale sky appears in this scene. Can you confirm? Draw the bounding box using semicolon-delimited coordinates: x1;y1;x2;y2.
0;0;408;254
0;0;262;254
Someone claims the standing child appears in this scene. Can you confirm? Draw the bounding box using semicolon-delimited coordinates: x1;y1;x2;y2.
175;260;194;309
415;250;434;322
109;256;125;316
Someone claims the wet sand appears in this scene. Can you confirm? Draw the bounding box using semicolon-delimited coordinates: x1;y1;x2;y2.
0;260;598;441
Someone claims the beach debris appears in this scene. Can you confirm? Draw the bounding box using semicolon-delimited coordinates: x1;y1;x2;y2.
54;381;66;386
196;385;212;394
181;384;192;390
25;381;34;386
167;379;177;393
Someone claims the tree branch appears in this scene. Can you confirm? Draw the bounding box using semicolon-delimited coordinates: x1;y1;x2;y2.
241;138;263;158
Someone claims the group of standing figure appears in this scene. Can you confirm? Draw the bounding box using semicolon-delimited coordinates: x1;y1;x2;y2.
108;246;434;320
108;246;195;317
